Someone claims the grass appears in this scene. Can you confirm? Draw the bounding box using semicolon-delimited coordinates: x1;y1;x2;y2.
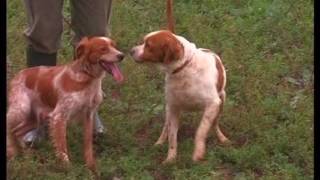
7;0;313;179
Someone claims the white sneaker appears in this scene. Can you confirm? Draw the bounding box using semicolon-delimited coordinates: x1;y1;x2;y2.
95;112;106;135
22;129;39;146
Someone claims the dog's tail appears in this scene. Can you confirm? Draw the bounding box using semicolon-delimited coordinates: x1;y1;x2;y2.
214;54;226;95
166;0;175;33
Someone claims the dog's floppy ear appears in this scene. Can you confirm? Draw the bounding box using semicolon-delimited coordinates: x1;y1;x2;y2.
163;38;183;64
76;37;89;59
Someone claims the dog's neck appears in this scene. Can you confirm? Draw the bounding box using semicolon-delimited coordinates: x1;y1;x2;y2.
161;35;196;74
70;59;105;80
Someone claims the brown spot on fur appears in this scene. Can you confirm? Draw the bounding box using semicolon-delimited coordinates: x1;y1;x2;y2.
141;31;183;64
25;67;40;89
87;39;111;63
37;66;64;108
61;71;92;92
199;49;225;93
215;56;225;92
76;36;114;64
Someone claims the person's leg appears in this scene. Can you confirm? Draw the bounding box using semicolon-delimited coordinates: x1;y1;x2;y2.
70;0;112;46
22;0;63;144
71;0;113;134
94;112;105;134
23;0;64;67
22;123;47;146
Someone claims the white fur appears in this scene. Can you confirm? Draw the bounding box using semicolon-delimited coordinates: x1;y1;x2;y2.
98;37;111;43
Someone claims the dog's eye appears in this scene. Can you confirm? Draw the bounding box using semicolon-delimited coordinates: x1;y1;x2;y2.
100;47;108;51
111;41;117;48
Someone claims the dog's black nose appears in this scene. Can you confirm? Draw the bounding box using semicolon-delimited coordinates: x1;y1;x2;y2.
130;49;135;55
117;53;125;61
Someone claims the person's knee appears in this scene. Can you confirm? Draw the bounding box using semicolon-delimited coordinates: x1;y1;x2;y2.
25;17;63;53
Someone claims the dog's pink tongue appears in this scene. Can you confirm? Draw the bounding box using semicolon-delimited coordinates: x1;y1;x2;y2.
110;63;124;83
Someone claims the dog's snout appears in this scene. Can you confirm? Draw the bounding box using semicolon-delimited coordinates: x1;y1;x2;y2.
117;53;125;61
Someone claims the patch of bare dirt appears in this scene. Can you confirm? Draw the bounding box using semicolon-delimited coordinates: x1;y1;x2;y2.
178;124;196;141
144;166;171;180
215;165;235;180
134;115;163;147
233;135;249;148
253;168;264;179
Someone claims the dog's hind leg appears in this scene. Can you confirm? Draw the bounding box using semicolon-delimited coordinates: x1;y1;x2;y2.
6;99;32;159
7;123;18;160
193;98;221;162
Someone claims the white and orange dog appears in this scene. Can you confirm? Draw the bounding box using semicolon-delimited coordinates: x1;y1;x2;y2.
7;36;124;173
130;29;230;163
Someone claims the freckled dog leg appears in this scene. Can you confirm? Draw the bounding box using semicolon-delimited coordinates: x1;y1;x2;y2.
163;105;180;164
83;112;97;174
6;104;31;158
7;126;18;160
49;114;69;163
154;116;169;146
214;92;230;144
193;99;221;161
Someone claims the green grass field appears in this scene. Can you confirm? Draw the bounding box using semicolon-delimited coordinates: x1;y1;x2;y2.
7;0;314;179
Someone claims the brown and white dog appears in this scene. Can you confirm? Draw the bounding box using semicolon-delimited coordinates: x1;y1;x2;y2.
130;30;230;163
6;36;124;173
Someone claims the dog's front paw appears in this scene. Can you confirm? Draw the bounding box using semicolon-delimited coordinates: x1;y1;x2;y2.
54;157;71;173
56;152;70;164
162;156;176;164
154;140;165;146
192;156;204;162
192;150;205;162
154;135;167;146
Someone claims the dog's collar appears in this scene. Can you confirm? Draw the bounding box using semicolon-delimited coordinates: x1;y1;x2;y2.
172;59;192;74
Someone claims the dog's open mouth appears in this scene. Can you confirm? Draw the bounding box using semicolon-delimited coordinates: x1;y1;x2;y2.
99;61;124;83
